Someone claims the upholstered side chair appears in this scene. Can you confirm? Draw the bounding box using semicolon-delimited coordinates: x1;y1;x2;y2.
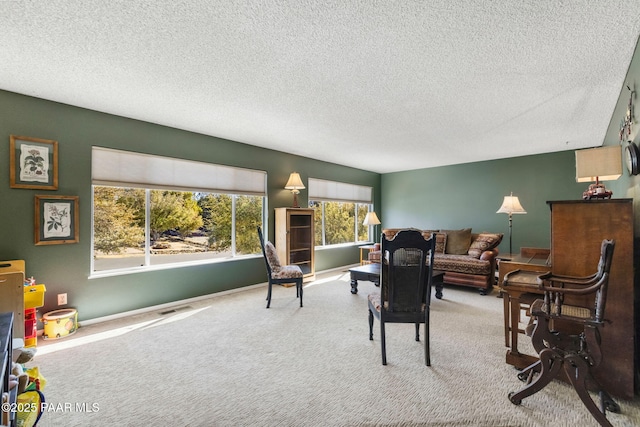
257;226;304;308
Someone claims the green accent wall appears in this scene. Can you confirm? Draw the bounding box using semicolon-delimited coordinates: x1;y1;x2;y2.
381;37;640;253
0;90;380;320
2;32;639;321
381;151;586;254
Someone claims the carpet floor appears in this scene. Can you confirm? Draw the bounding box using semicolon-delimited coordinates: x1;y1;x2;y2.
27;268;640;426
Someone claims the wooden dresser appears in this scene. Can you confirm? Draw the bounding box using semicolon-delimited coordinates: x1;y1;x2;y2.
548;199;635;400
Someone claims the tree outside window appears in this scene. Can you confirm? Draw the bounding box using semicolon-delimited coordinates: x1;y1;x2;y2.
93;186;263;272
311;201;371;246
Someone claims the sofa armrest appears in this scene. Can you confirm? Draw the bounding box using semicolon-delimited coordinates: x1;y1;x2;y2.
480;248;499;261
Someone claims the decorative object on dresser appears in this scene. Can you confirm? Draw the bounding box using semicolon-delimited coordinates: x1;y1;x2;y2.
575;145;622;200
284;172;305;208
367;229;436;366
496;192;527;256
257;227;303;308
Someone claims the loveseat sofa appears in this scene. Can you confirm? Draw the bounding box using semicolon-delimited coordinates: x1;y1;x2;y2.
368;228;503;295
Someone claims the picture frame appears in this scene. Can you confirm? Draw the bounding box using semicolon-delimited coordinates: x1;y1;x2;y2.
34;195;79;245
10;135;59;190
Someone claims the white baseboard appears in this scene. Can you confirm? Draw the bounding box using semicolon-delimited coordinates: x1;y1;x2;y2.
80;265;354;326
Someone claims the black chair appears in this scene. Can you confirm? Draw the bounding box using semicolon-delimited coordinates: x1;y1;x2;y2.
368;229;436;365
257;226;303;308
508;239;619;427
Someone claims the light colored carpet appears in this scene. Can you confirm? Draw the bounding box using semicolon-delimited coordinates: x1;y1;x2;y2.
27;269;640;426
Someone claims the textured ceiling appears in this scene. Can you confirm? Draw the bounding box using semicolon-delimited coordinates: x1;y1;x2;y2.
2;1;640;173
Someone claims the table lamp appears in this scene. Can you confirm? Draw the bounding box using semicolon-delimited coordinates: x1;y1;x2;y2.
284;172;305;208
575;145;622;200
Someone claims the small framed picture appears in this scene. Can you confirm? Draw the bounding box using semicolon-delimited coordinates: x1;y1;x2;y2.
10;135;59;190
34;195;79;245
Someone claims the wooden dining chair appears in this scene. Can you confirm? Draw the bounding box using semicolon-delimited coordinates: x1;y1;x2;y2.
368;229;436;365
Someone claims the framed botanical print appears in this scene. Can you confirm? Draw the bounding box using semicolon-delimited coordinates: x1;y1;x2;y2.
10;135;59;190
34;195;79;245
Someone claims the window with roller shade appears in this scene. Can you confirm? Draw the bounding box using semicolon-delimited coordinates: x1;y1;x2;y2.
308;178;373;246
91;147;266;274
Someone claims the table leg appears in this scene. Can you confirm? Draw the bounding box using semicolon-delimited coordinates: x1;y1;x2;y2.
510;295;521;355
350;276;358;294
432;274;444;299
503;290;510;348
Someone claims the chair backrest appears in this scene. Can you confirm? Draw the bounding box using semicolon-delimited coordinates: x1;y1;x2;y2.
257;226;277;278
594;239;615;322
542;239;615;323
381;229;436;314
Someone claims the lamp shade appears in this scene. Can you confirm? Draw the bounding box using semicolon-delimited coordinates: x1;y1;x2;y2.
575;145;622;183
363;212;381;226
284;172;305;190
496;193;527;215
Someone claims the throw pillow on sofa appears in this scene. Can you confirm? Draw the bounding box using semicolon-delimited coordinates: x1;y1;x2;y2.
467;233;503;258
420;230;447;254
443;228;472;254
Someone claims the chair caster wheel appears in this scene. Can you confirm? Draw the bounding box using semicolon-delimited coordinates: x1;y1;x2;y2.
508;392;521;405
517;372;529;382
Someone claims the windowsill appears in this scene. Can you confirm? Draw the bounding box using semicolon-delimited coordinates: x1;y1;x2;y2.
315;242;371;250
89;253;261;279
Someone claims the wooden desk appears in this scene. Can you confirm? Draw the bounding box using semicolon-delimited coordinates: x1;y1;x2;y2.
499;257;551;369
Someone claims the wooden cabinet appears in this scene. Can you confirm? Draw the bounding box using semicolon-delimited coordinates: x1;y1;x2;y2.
1;312;16;427
0;262;25;340
275;208;315;282
548;199;635;400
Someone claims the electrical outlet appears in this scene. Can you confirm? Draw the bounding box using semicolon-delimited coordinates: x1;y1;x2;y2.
57;293;67;305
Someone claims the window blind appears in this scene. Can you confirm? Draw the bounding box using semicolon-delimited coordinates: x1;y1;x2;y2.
92;147;266;196
308;178;372;203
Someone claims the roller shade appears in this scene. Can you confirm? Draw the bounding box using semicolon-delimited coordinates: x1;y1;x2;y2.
92;147;266;196
308;178;372;203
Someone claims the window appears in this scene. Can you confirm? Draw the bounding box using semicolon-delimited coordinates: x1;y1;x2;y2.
91;148;266;274
308;178;373;246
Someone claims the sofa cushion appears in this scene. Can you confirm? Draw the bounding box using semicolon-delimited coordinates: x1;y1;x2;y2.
443;228;472;254
468;233;503;258
434;232;447;254
421;230;446;254
433;253;492;276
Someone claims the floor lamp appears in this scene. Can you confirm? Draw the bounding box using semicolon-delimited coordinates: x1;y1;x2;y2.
496;192;527;256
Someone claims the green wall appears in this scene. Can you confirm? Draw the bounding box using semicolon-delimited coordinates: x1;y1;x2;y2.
3;32;639;322
381;35;640;253
0;90;380;320
381;151;586;254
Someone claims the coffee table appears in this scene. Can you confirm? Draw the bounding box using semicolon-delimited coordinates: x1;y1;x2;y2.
348;263;444;299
